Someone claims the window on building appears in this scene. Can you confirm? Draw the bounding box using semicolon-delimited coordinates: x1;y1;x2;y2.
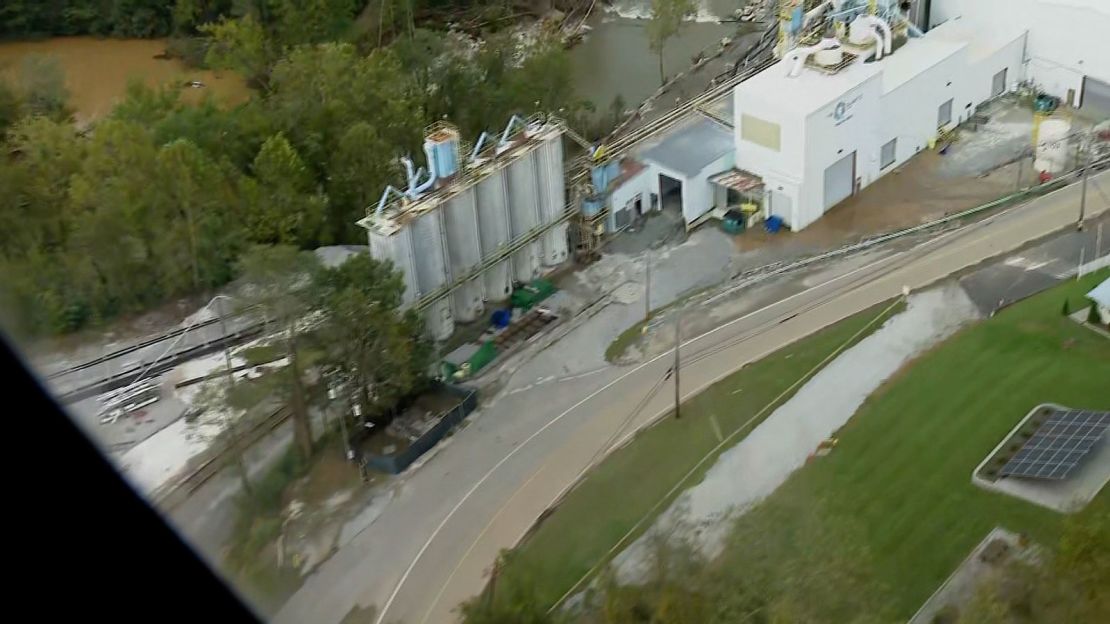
881;138;897;169
741;114;782;151
937;99;953;128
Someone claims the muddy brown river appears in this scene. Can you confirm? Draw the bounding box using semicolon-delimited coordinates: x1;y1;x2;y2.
0;36;250;124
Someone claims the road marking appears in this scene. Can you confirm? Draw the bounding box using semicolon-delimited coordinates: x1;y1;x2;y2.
418;457;551;624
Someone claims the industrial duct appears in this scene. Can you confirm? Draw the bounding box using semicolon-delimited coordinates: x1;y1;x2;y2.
852;14;893;54
376;185;407;215
470;132;490;162
786;37;842;77
409;142;439;197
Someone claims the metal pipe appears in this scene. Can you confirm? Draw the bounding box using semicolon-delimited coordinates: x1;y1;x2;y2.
376;185;407;215
410;141;439;197
470;132;490;161
401;156;416;189
787;38;840;77
499;114;528;146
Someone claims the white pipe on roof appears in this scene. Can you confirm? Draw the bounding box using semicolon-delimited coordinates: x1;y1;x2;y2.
786;37;841;77
855;14;892;54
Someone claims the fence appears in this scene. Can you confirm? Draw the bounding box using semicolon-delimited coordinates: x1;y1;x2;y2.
364;383;478;475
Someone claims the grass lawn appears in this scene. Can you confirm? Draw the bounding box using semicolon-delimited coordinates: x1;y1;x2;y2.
492;270;1110;618
494;298;909;610
722;268;1110;617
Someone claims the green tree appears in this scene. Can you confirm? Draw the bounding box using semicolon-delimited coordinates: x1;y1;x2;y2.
234;244;321;461
646;0;696;85
153;138;247;292
327;122;395;242
267;43;422;166
314;253;431;426
15;54;70;120
202;14;277;88
1087;300;1102;325
271;0;357;46
247;132;327;245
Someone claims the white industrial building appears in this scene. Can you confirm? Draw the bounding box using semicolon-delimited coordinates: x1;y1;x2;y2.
929;0;1110;114
734;14;1026;230
602;0;1110;233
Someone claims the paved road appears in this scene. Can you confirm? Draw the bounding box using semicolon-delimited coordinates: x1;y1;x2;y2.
959;216;1109;313
275;171;1110;624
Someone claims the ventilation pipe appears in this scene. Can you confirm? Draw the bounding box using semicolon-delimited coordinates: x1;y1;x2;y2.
497;114;530;153
786;37;841;77
854;14;892;54
408;142;438;197
376;185;407;215
470;132;490;162
401;156;417;189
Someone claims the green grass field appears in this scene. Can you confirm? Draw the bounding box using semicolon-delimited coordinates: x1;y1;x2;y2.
489;270;1110;618
729;269;1110;617
493;298;908;610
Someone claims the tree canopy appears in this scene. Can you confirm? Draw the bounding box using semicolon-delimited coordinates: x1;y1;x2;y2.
0;5;584;337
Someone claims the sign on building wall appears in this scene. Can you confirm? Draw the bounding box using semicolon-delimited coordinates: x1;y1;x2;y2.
828;92;864;126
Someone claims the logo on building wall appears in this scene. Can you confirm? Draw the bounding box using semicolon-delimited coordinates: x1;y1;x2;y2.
830;93;864;126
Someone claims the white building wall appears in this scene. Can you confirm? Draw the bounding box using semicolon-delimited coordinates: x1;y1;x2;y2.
930;0;1110;105
797;74;883;230
878;48;968;170
735;80;808;228
734;88;807;192
685;152;734;224
608;167;652;232
960;33;1027;111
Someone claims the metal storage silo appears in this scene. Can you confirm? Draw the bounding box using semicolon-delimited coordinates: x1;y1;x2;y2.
411;210;454;340
475;169;513;302
506;149;542;283
366;222;419;306
443;187;485;322
536;130;569;267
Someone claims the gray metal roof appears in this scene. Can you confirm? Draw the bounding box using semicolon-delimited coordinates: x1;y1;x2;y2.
639;118;734;178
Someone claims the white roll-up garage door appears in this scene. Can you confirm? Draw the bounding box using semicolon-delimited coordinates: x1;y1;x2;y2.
1081;76;1110;119
823;152;855;211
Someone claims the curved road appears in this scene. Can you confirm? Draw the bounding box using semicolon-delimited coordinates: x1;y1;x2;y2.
275;171;1109;624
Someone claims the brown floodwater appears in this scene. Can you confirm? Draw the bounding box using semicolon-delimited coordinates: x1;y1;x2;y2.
0;36;251;123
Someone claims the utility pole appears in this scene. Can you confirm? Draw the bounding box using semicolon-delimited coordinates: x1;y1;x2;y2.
644;249;651;321
1078;139;1089;231
673;311;681;420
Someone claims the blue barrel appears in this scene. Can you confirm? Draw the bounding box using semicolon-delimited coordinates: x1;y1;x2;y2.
491;308;512;328
765;215;784;233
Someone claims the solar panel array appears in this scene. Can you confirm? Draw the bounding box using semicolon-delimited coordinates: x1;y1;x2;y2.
999;409;1110;480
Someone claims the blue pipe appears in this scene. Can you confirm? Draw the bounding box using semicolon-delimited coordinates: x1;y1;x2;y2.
410;142;438;196
401;156;417;189
376;185;407;215
499;115;528;147
470;132;490;161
